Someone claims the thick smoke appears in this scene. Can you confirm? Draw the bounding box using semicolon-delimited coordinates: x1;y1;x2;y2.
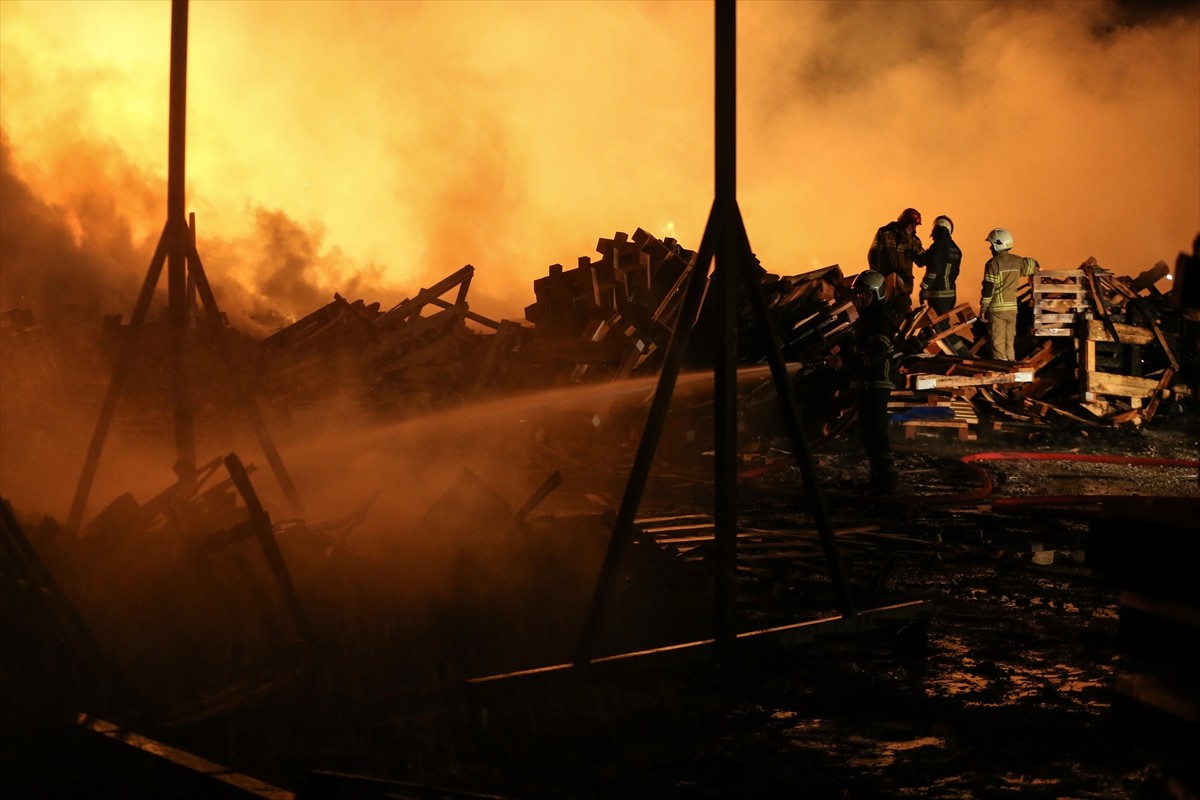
738;0;1200;287
0;132;150;322
2;0;1194;323
1;0;1197;522
201;209;394;336
0;131;397;333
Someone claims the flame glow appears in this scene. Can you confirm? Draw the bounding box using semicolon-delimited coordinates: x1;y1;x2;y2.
1;0;1197;326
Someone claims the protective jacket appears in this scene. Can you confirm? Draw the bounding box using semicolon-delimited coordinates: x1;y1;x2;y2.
980;252;1038;313
851;300;900;390
868;222;924;294
979;253;1036;311
916;226;961;301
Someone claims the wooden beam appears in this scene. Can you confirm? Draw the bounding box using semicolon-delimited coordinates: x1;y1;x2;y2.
1083;369;1162;399
914;370;1032;390
1084;319;1155;345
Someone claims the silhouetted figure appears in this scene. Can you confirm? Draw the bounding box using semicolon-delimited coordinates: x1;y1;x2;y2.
834;270;901;495
916;214;962;325
868;207;925;314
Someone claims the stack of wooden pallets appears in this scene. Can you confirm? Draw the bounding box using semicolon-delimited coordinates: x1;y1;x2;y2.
1032;268;1094;337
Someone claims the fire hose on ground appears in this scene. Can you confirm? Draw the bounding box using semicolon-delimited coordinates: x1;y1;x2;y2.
738;449;1200;510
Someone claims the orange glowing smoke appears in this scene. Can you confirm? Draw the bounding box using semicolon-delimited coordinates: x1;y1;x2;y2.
1;0;1197;327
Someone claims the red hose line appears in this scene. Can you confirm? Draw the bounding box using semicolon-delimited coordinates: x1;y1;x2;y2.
961;452;1197;468
953;452;1199;508
739;449;1199;506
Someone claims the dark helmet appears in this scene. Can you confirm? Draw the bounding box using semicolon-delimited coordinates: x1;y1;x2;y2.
854;270;886;301
898;208;922;227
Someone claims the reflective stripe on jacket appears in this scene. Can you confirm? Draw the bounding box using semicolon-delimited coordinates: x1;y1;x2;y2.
980;252;1029;312
916;231;961;299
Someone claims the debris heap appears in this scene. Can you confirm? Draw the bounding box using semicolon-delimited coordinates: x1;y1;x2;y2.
9;228;1191;439
892;255;1195;439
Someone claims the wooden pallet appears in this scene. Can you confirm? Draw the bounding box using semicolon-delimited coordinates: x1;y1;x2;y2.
898;418;973;441
1032;269;1096;336
888;392;979;441
1078;316;1162;405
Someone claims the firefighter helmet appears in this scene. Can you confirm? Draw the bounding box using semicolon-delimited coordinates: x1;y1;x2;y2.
854;270;887;301
986;228;1014;252
898;208;922;227
934;215;954;235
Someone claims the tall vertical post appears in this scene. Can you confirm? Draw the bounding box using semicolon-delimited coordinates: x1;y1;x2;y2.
712;0;739;653
167;0;195;481
576;0;856;667
714;1;736;205
67;0;303;533
167;0;187;226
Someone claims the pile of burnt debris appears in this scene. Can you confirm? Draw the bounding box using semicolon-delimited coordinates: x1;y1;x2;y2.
240;228;1200;438
3;229;1199;800
246;228;1200;438
4;227;1197;439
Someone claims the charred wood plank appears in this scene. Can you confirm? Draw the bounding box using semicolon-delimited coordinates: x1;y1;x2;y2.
224;454;315;645
378;264;474;328
427;296;500;330
1084;319;1156;346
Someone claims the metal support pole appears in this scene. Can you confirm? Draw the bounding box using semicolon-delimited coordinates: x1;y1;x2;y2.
711;0;739;653
67;227;171;534
168;0;195;482
732;208;857;616
575;0;858;664
575;209;719;666
67;0;302;530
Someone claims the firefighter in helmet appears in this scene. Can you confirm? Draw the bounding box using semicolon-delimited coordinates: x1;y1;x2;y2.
915;215;962;323
831;270;901;494
868;208;925;314
979;228;1039;361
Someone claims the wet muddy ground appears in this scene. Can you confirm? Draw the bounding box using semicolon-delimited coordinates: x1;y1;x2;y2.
3;419;1198;799
419;426;1196;800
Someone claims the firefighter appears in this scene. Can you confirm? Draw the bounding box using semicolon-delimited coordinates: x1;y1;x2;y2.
868;208;925;314
979;228;1039;362
915;215;962;324
832;270;901;495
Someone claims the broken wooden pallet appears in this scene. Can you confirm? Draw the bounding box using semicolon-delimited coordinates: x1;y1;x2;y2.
1033;268;1096;337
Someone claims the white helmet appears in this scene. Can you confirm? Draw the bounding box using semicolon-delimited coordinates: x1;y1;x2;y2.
853;270;886;301
986;228;1014;252
934;215;953;235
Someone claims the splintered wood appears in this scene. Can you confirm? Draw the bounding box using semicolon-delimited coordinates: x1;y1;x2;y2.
25;229;1190;440
893;255;1193;436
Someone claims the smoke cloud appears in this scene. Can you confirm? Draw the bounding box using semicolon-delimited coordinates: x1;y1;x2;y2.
737;0;1200;285
1;0;1197;522
2;0;1196;325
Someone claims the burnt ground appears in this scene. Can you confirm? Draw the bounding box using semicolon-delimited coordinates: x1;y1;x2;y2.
2;417;1199;799
431;425;1197;800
